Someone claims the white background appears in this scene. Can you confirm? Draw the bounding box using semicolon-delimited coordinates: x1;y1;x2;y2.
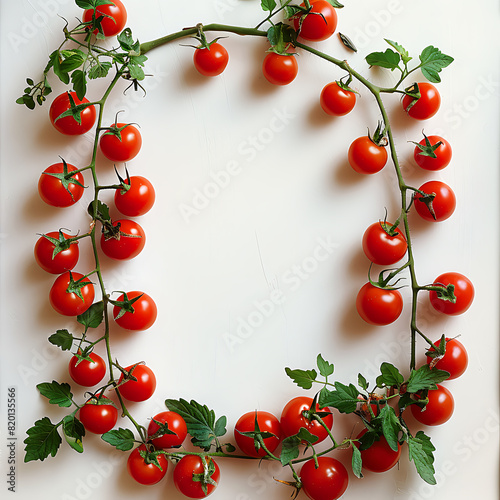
1;0;499;499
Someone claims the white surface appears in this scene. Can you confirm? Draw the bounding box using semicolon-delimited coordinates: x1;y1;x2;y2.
1;1;499;499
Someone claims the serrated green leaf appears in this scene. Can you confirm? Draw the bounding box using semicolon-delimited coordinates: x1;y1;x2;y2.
101;428;136;451
380;405;401;452
37;381;73;408
24;417;62;462
71;70;87;100
48;329;74;351
261;0;277;12
285;367;317;389
318;383;359;413
376;362;404;388
351;443;363;478
358;373;368;391
77;301;104;331
88;61;112;79
384;38;412;64
408;431;436;485
280;428;318;466
419;45;454;84
366;48;400;70
88;200;111;222
407;365;450;393
62;415;85;453
60;54;85;73
317;354;334;378
326;0;344;7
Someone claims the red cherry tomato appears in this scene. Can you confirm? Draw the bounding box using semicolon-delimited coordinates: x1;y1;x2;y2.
118;364;156;402
355;429;401;473
402;82;441;120
193;43;229;76
148;411;188;450
413;180;456;222
234;411;281;458
38;162;85;208
173;455;220;499
300;456;349;500
127;444;168;486
320;82;356;116
49;92;96;135
99;123;142;162
414;135;452;171
114;175;155;217
113;291;157;331
348;136;388;174
34;232;79;274
410;384;454;426
49;271;94;316
429;272;474;315
426;338;468;379
280;396;333;444
79;396;118;434
68;351;106;387
356;282;403;326
362;222;407;266
82;0;127;37
293;0;338;42
262;52;298;86
100;219;146;260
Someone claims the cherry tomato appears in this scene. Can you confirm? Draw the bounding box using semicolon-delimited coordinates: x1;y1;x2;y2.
356;283;403;326
355;429;401;473
280;396;333;444
362;222;407;266
79;396;118;434
234;411;281;458
148;411;188;449
49;271;95;316
100;219;146;260
113;291;157;331
118;364;156;402
414;135;452;171
300;457;349;500
410;384;454;426
127;444;168;486
320;82;356;116
99;123;142;162
193;43;229;76
114;175;155;217
293;0;338;42
402;82;441;120
38;162;85;208
173;455;220;499
34;232;79;274
49;92;96;135
348;136;388;174
262;52;298;86
429;272;474;316
426;337;468;379
82;0;127;37
68;351;106;387
413;180;456;222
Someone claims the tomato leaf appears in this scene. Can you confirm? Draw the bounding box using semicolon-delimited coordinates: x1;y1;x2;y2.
408;431;436;485
406;365;450;393
24;417;62;462
266;23;297;54
101;428;136;451
77;301;104;331
365;48;400;71
261;0;277;12
325;0;344;7
62;415;85;453
419;46;454;83
379;405;401;452
37;381;73;408
376;362;404;388
285;367;317;390
88;199;111;222
357;373;369;391
318;383;359;413
88;61;112;80
316;354;334;378
48;329;74;351
71;70;87;100
351;443;363;478
280;428;318;466
384;38;411;65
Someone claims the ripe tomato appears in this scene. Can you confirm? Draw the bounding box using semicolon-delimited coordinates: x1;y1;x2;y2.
99;123;142;162
49;92;96;135
68;351;106;387
348;136;388;174
127;444;168;486
193;43;229;76
426;338;468;379
293;1;338;42
49;271;94;316
320;82;356;116
79;396;118;434
173;455;220;499
234;411;281;458
38;162;85;208
118;364;156;402
402;82;441;120
148;411;188;449
262;52;298;86
414;135;452;171
114;175;155;217
100;219;146;260
355;430;401;473
356;283;403;326
300;457;349;500
429;272;474;315
413;180;456;222
113;291;157;331
280;396;333;444
410;384;454;426
34;232;79;274
362;222;407;266
82;0;127;37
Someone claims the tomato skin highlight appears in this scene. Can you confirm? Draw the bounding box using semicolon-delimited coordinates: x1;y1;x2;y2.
34;232;79;274
402;82;441;120
414;135;452;171
118;364;156;402
410;384;454;426
82;0;127;37
426;337;468;379
262;52;298;86
113;291;157;331
68;352;106;387
127;444;168;486
320;82;356;116
114;175;155;217
174;455;220;498
294;0;338;42
414;180;456;222
148;411;188;449
234;411;281;458
99;123;142;162
356;283;403;326
49;92;96;135
49;271;95;316
79;396;118;434
429;272;474;315
355;430;401;473
38;163;85;208
100;219;146;260
362;222;407;266
193;42;229;76
348;136;388;174
300;456;349;500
